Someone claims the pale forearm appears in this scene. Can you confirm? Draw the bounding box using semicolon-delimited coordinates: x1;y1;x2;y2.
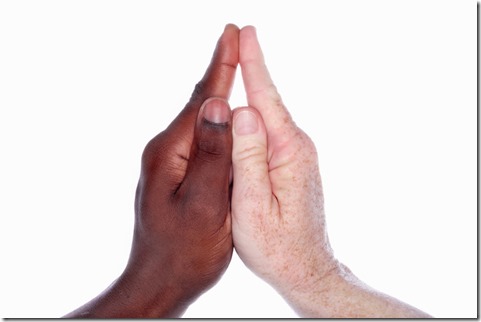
284;263;432;318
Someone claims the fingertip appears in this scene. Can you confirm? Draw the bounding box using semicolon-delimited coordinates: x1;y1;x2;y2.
220;24;240;47
224;23;240;32
192;24;239;102
239;25;259;57
240;25;256;34
238;27;296;141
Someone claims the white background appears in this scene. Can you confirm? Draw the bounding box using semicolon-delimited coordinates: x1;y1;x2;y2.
0;0;477;318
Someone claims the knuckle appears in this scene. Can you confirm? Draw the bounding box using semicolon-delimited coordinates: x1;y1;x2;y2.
267;83;283;107
190;80;206;102
302;132;317;155
252;83;283;106
195;125;230;163
196;139;227;162
141;138;158;165
141;133;168;170
233;142;267;164
295;129;319;163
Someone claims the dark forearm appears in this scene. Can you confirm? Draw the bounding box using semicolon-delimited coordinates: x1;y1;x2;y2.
63;270;188;318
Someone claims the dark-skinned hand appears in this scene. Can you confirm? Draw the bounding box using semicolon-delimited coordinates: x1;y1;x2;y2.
64;24;239;318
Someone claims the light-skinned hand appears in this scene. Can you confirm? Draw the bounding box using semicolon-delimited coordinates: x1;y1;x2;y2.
231;25;431;318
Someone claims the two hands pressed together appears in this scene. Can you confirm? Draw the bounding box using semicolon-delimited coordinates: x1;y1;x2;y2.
64;25;431;318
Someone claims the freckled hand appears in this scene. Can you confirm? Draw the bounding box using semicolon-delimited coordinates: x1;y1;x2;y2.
230;26;432;319
231;25;336;299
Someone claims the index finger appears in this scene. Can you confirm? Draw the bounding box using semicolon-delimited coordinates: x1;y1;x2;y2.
143;24;239;192
239;26;297;145
167;24;240;134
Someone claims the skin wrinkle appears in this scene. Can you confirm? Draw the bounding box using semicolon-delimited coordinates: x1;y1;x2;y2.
235;144;267;165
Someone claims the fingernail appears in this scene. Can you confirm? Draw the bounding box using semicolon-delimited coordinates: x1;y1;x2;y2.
234;110;258;135
203;98;230;124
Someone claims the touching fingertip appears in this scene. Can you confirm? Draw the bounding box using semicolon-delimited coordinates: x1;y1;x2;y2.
224;23;239;31
242;25;256;32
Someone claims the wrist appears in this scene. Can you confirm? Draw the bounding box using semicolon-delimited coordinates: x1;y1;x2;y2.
284;262;433;318
64;263;190;318
115;259;194;318
278;259;345;318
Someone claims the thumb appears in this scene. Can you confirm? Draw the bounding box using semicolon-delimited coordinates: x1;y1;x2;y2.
178;97;232;223
231;107;272;220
